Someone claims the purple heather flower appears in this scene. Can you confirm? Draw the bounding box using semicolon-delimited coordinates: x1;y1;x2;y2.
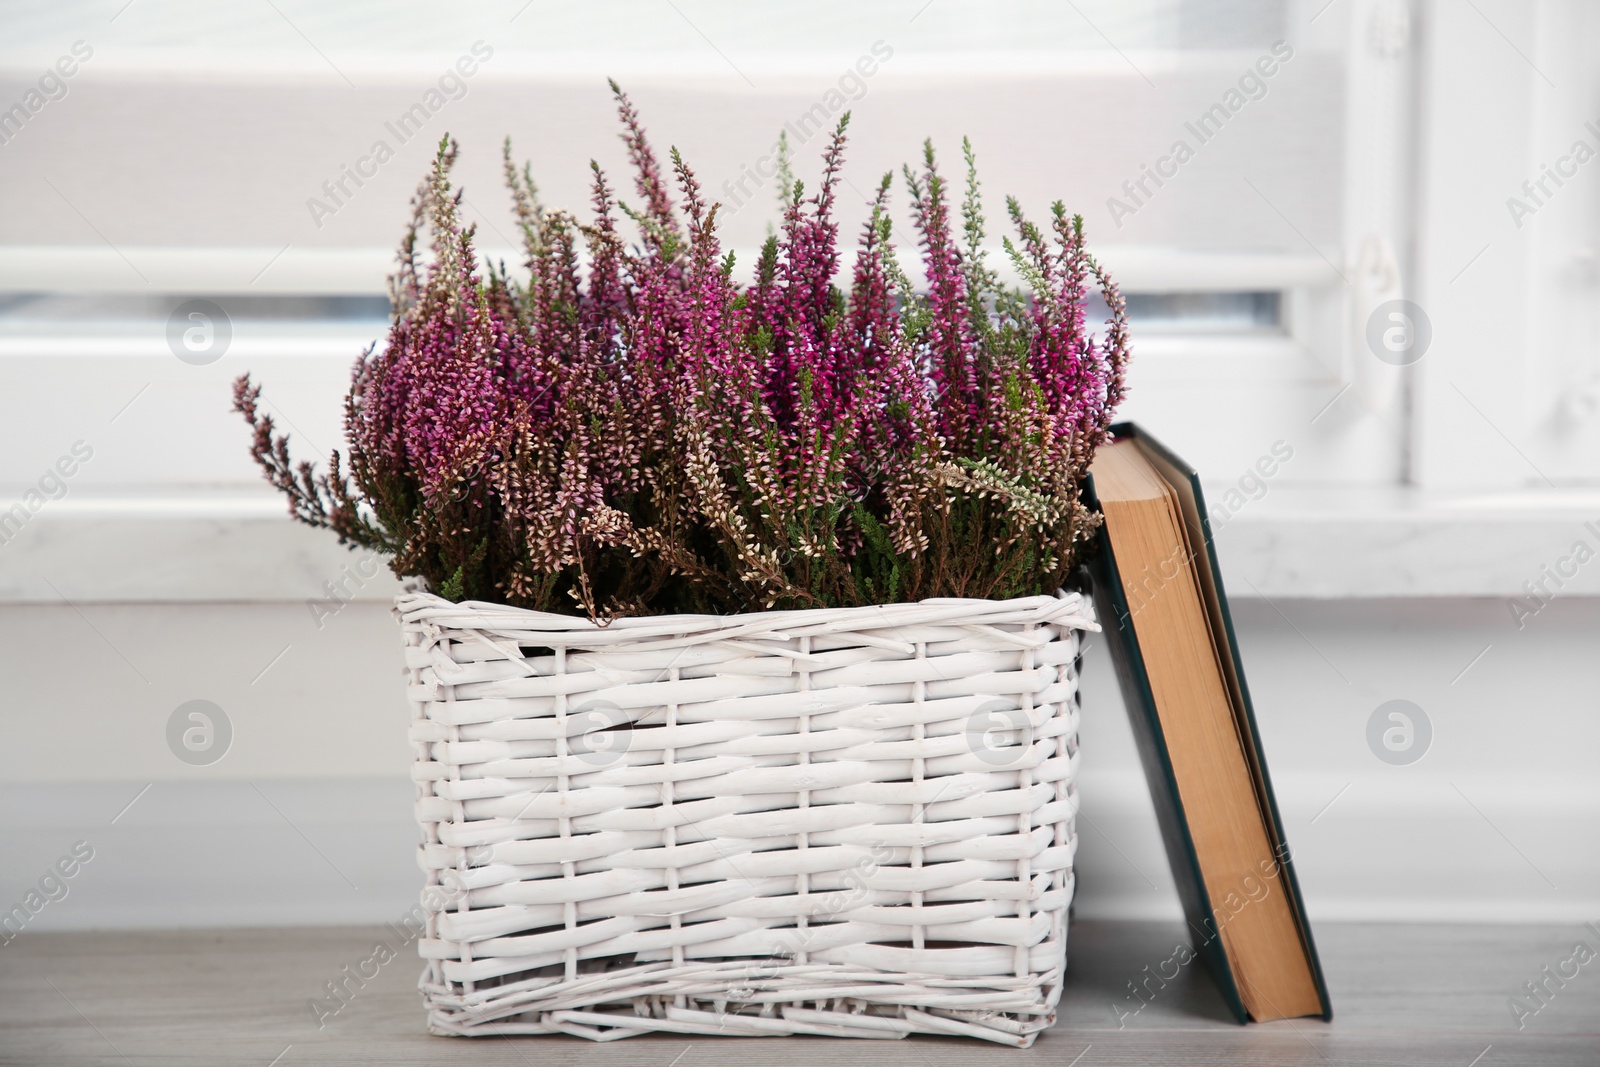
234;88;1130;616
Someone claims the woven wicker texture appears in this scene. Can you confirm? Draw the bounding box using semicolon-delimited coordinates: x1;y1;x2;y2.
397;590;1095;1047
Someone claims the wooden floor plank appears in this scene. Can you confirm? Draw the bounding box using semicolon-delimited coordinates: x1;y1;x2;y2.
2;922;1596;1065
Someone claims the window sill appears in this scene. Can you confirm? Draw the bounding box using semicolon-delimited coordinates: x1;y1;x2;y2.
1207;484;1600;600
3;484;1596;603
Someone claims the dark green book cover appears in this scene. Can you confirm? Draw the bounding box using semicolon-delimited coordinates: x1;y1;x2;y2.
1083;422;1332;1024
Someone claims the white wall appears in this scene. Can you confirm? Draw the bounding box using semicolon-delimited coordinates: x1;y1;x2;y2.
3;592;1595;932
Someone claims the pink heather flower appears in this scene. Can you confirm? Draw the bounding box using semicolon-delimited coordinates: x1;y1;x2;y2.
235;89;1130;616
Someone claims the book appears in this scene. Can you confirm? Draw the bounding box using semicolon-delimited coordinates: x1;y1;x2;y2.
1085;423;1331;1024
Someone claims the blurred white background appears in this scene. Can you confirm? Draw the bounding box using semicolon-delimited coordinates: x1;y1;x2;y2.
0;0;1596;932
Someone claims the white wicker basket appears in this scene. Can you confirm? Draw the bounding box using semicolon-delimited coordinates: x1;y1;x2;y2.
397;588;1095;1047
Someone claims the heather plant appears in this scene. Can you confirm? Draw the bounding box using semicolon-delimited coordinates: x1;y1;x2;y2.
235;84;1128;617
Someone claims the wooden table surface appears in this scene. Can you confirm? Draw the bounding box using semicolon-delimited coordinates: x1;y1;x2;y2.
3;921;1596;1065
